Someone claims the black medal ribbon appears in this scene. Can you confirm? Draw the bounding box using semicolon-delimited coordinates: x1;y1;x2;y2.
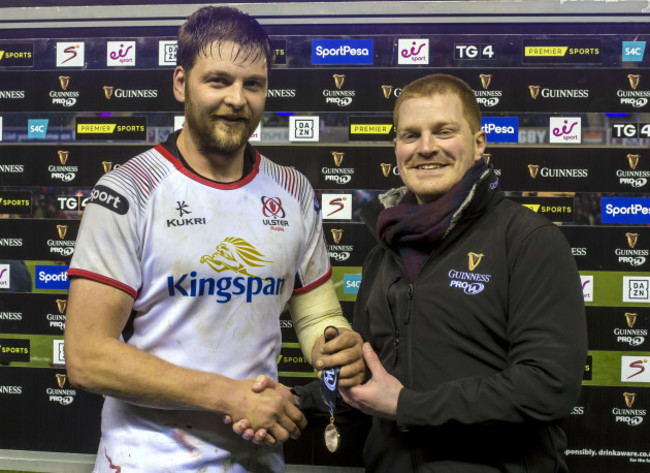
319;326;341;412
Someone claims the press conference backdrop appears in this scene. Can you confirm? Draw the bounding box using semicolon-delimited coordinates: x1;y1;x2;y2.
1;1;650;471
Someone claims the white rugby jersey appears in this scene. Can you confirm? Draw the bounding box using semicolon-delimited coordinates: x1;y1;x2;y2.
69;139;331;473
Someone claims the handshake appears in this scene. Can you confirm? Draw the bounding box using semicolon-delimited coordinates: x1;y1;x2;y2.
224;327;366;446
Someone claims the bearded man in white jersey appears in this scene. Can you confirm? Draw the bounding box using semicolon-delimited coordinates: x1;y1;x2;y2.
64;6;364;472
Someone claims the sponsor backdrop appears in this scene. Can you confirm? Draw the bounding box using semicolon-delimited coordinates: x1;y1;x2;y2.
1;7;650;472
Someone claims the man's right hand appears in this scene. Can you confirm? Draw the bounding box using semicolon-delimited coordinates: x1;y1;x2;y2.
228;376;305;445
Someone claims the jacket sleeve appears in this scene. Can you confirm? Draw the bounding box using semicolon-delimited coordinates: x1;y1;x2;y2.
396;224;588;427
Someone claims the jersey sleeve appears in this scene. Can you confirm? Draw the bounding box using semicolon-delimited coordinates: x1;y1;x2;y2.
68;165;148;298
292;173;331;295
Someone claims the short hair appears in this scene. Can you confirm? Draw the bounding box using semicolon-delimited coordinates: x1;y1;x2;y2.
177;6;274;73
393;74;481;133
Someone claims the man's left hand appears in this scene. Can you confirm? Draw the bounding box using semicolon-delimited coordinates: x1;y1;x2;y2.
312;327;365;388
339;342;403;420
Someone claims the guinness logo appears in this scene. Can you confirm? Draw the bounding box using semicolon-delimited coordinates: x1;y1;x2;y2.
482;153;492;165
625;312;639;328
468;252;484;271
381;85;393;99
331;151;344;167
330;228;343;244
57;150;69;165
56;373;67;389
56;299;67;314
628;74;641;90
103;86;114;100
58;76;70;91
528;164;540;179
628;154;640;170
56;225;69;239
380;163;392;177
480;74;492;90
529;85;541;100
333;74;345;90
102;161;114;173
624;392;637;408
627;232;640;249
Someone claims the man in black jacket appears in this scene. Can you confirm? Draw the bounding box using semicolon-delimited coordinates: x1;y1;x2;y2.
339;73;587;472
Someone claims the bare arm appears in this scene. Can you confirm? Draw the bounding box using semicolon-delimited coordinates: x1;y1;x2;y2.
64;277;306;442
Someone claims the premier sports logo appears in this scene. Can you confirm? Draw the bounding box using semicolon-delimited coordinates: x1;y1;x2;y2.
167;237;286;304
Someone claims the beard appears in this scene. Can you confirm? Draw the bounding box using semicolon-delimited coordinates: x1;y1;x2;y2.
183;91;261;156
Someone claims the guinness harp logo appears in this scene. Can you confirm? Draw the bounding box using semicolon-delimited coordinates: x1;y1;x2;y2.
103;86;114;100
380;163;392;177
468;252;484;271
333;74;345;90
628;154;640;170
627;232;640;249
479;74;492;90
529;85;541;100
330;228;344;244
628;74;641;90
625;312;639;328
58;76;70;91
56;373;67;389
381;85;393;99
102;161;114;173
528;164;540;179
56;298;68;314
57;150;70;165
482;153;492;165
624;392;637;408
56;225;69;239
331;151;345;167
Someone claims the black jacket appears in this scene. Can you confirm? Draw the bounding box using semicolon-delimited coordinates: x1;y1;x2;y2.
354;168;587;472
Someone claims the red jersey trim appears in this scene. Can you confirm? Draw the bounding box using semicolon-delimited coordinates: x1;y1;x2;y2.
154;144;261;190
68;268;138;299
292;266;333;296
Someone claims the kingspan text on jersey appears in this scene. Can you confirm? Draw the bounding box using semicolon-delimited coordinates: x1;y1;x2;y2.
167;271;286;303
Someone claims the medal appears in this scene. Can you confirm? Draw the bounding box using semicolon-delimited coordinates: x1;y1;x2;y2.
319;326;341;452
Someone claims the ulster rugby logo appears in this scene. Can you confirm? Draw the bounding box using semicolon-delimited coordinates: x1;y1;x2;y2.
528;164;540;179
200;237;271;278
628;154;640;170
529;85;541;100
468;252;484;271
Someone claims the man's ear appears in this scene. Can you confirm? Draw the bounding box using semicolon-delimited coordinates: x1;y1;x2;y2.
172;66;186;103
474;130;487;160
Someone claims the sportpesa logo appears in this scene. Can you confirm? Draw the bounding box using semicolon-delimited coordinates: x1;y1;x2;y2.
167;237;286;303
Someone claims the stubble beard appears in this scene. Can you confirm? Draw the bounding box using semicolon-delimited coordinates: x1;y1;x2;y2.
184;99;259;157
